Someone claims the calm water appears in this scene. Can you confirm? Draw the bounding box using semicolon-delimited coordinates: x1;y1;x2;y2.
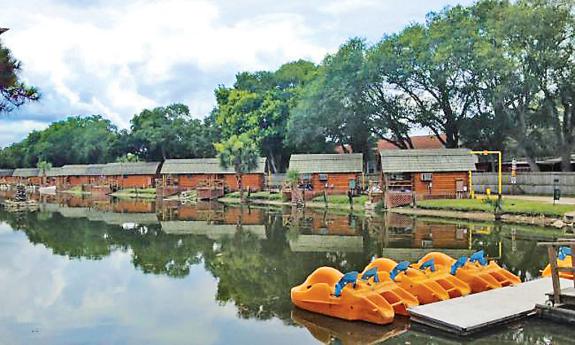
0;193;573;344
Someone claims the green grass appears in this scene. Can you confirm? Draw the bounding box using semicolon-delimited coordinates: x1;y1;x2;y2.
311;194;368;205
110;188;157;199
62;185;91;195
417;197;575;217
225;191;283;201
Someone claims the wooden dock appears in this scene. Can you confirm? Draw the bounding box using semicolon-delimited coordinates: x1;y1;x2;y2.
408;278;570;336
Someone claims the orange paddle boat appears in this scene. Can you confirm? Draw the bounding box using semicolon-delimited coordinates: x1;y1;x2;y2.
418;251;521;293
542;247;573;280
291;267;396;324
362;258;470;305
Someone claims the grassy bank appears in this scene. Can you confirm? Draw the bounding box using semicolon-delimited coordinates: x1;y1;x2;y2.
220;192;366;211
311;194;367;205
110;188;157;199
417;197;575;217
61;186;91;195
225;191;284;201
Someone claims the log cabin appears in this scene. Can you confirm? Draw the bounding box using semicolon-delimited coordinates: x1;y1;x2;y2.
288;154;363;194
102;162;161;189
0;169;15;185
160;158;267;192
380;149;477;205
12;168;41;186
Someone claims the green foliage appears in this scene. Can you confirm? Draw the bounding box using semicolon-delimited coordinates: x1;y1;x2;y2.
215;133;260;175
287;39;373;159
214;60;318;172
128;103;218;161
286;169;300;185
116;153;140;163
0;115;118;168
36;160;52;176
0;39;39;113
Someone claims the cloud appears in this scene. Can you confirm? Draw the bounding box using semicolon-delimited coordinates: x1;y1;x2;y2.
0;119;49;148
0;0;476;147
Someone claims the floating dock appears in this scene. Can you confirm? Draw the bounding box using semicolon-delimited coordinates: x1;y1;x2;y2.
408;277;570;335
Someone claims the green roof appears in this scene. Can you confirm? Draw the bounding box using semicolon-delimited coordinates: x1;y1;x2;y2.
380;149;477;173
0;169;14;177
12;168;39;177
102;162;161;176
160;158;266;175
46;167;63;177
288;154;363;174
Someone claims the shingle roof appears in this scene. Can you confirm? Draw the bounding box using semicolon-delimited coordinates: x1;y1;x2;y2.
58;165;90;176
102;162;161;176
288;154;363;174
0;169;14;177
85;164;106;176
160;158;266;175
380;149;477;173
46;167;63;177
12;168;39;177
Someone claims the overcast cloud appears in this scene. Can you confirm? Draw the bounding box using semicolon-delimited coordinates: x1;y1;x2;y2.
0;0;475;148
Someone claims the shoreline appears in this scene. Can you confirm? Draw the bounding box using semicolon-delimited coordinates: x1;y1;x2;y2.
218;197;572;228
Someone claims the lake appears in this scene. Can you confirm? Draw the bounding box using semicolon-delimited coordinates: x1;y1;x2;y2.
0;194;573;344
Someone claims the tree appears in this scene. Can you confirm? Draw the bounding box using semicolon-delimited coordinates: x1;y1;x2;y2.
0;37;39;113
214;60;318;172
0;115;118;168
368;6;488;148
287;39;374;164
36;160;52;185
215;134;260;201
128;104;218;161
115;153;140;163
468;0;574;170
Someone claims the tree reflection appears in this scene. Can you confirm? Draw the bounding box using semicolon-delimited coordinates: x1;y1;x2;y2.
0;204;563;329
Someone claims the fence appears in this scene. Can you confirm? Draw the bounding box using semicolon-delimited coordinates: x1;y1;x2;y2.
472;172;575;195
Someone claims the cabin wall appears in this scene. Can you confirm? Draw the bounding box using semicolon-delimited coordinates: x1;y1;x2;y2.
68;176;91;186
412;171;468;197
165;173;264;192
308;173;360;194
0;176;16;184
108;175;156;188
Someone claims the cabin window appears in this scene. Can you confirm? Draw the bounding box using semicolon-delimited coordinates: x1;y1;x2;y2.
301;174;311;181
319;174;328;181
420;173;433;182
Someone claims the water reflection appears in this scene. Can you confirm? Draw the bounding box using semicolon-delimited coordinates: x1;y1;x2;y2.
0;195;572;344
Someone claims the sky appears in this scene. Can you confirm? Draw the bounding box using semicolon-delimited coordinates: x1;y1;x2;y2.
0;0;475;148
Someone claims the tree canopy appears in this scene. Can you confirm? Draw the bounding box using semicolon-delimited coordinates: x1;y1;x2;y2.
1;0;574;171
0;36;39;114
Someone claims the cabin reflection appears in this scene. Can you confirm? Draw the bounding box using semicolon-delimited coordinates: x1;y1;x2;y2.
159;203;267;239
285;208;365;253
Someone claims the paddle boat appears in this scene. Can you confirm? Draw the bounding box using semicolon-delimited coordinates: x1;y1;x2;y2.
542;246;573;280
291;267;396;324
362;258;470;305
418;251;521;293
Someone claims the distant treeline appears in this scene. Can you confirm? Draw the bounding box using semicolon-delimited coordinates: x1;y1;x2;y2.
1;0;574;171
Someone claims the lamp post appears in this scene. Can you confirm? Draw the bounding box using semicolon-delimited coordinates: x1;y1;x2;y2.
0;28;8;35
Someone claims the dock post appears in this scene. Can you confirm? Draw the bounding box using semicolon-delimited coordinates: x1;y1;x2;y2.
547;245;561;305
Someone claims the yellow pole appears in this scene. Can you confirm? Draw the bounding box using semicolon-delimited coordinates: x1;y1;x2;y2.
470;150;503;198
498;151;502;196
468;170;474;199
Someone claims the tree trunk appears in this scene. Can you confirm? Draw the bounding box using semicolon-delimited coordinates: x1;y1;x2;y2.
237;174;244;202
560;148;573;172
525;156;540;172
